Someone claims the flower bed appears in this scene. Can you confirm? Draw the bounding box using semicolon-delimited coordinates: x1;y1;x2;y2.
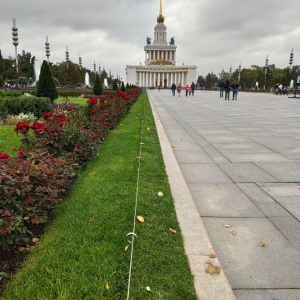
0;88;142;250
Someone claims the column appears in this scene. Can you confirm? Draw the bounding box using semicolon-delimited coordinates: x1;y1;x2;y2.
139;72;141;86
158;72;161;87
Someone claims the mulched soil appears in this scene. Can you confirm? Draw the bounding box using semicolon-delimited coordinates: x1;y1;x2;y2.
0;224;46;293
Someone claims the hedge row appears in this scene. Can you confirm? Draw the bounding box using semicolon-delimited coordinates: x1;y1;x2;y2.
0;96;54;120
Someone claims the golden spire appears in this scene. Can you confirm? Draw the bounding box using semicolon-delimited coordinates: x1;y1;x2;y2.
157;0;164;23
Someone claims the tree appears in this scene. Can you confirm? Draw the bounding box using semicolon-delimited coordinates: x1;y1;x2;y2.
197;75;206;88
121;81;125;91
93;73;102;95
36;60;58;102
0;74;3;87
205;72;218;89
113;79;118;91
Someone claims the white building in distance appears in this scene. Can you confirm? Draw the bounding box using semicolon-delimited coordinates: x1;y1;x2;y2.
126;0;197;88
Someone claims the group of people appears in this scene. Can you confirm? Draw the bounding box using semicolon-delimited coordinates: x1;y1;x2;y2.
274;83;289;95
170;82;196;97
219;80;239;100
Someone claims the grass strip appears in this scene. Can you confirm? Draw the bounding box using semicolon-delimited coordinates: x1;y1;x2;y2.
1;93;197;300
0;125;21;155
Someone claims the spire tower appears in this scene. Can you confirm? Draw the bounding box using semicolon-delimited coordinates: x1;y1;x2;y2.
157;0;164;23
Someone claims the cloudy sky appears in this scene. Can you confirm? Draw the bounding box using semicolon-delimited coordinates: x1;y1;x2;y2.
1;0;299;82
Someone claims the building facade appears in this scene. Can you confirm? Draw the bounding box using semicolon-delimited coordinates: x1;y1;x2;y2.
126;0;197;88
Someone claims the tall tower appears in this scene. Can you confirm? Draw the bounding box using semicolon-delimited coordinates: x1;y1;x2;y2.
12;18;19;72
144;0;177;66
154;0;167;45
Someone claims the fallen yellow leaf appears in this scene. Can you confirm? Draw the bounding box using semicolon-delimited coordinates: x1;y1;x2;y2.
137;216;144;223
206;265;221;275
32;237;39;243
157;191;163;197
224;224;231;228
105;282;109;290
169;228;177;234
209;253;217;258
88;217;94;223
258;242;265;247
146;286;151;291
231;231;237;236
125;245;129;251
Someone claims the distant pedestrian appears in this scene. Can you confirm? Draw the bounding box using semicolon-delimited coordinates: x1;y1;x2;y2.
158;85;161;91
224;80;231;100
185;85;189;96
177;82;182;97
279;84;283;95
232;80;239;100
191;82;196;95
219;80;224;98
171;83;176;96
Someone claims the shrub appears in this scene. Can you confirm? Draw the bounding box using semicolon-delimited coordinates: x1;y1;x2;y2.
4;113;36;125
0;150;80;248
93;74;102;95
0;96;53;119
121;81;126;91
0;88;142;249
36;60;58;102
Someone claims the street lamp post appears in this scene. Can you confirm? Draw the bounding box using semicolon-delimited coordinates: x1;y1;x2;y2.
65;46;69;69
229;65;232;78
238;63;241;83
12;18;19;73
45;36;50;63
79;53;82;69
264;55;269;90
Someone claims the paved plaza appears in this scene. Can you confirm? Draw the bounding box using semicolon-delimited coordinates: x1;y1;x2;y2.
148;89;300;300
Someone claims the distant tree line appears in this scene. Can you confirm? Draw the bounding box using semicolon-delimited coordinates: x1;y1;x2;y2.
198;64;300;90
0;50;121;88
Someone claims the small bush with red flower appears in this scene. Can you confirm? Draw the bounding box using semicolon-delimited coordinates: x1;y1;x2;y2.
0;88;141;249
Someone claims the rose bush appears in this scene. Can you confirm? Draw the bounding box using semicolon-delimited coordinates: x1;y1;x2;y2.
0;88;141;249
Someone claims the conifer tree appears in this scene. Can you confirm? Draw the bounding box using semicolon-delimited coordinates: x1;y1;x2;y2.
36;60;58;102
113;79;118;91
121;81;125;91
93;74;102;95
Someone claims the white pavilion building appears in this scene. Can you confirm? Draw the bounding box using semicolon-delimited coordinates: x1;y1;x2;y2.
126;0;197;88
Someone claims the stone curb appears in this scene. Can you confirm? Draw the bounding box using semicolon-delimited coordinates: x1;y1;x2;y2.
148;91;236;300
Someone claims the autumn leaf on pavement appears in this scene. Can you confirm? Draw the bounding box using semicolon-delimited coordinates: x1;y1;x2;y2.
258;242;265;247
231;231;237;236
209;253;217;258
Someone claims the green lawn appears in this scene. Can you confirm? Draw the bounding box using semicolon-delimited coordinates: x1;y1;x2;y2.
55;96;88;106
1;94;197;300
0;125;21;155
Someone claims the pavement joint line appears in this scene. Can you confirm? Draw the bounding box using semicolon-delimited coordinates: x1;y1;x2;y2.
147;91;237;300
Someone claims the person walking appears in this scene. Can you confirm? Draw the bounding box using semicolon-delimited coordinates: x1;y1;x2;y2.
219;80;224;98
191;82;196;96
224;80;231;100
185;85;189;97
177;82;182;97
232;80;239;100
171;83;176;96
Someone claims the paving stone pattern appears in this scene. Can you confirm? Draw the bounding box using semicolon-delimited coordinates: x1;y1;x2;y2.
148;90;300;300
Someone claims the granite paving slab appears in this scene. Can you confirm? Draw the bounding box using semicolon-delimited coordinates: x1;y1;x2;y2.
234;289;300;300
173;150;214;164
202;217;300;289
273;196;300;221
255;162;300;182
219;163;278;183
221;152;290;163
188;183;264;217
180;164;233;183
